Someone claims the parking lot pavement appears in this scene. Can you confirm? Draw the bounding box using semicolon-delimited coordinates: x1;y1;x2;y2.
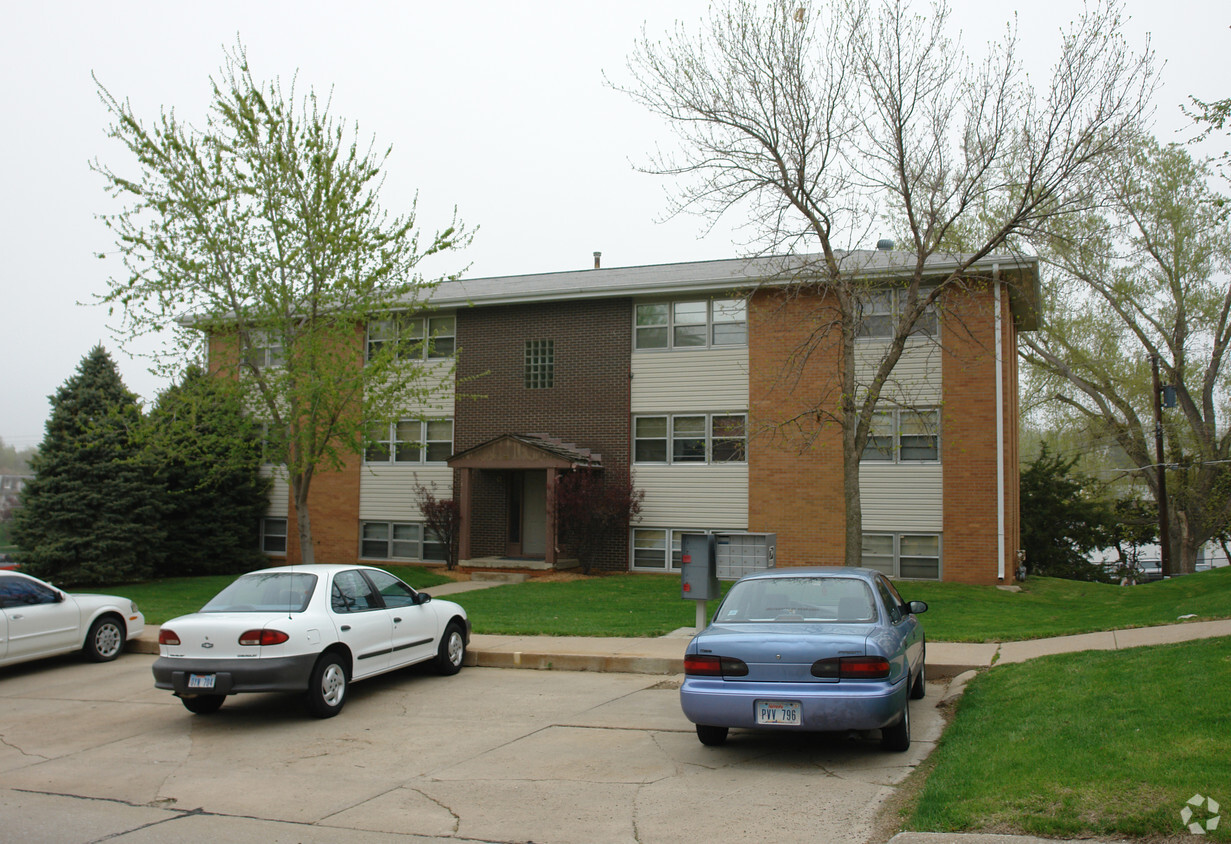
0;652;950;844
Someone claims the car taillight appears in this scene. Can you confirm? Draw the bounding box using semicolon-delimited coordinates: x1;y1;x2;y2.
159;629;180;646
811;656;891;680
684;654;749;677
238;629;290;646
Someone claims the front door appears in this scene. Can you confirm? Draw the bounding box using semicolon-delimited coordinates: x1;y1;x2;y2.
521;470;547;556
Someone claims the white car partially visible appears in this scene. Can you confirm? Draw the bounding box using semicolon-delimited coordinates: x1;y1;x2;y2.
153;564;470;718
0;571;145;668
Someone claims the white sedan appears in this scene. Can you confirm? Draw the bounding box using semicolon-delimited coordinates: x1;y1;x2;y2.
0;571;145;668
153;564;470;718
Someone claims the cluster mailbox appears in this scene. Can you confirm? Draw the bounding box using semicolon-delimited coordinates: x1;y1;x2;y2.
680;533;777;628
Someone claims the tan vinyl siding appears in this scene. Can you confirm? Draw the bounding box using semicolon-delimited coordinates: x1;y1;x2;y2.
631;347;749;413
633;465;748;527
359;465;453;521
262;466;289;517
859;463;942;531
854;339;941;404
402;358;456;415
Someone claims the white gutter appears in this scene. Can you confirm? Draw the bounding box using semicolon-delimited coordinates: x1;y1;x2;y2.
994;264;1006;580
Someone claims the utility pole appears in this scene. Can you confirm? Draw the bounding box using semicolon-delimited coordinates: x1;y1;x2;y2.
1150;355;1172;577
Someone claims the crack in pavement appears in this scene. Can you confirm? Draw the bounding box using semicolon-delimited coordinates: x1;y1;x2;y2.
0;732;50;761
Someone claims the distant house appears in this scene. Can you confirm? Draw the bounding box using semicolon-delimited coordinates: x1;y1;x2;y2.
0;474;31;524
221;252;1038;585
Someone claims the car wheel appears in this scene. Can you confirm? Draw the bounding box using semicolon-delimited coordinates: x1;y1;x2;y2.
696;724;729;747
84;615;124;662
881;701;911;752
910;661;926;700
434;622;466;676
181;694;225;715
306;652;348;718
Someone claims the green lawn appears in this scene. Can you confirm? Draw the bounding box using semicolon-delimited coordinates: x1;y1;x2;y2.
905;635;1231;841
447;567;1231;639
99;564;1231;637
114;565;453;624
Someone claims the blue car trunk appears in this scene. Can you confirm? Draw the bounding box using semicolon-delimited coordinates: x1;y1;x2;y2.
692;623;874;683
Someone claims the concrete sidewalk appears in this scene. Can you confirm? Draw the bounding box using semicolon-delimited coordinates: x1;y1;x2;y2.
129;604;1231;676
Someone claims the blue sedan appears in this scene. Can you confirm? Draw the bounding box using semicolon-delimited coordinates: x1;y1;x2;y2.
680;567;927;750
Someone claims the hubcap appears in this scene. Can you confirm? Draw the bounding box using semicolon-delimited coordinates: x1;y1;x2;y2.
447;632;464;666
96;623;121;657
321;663;346;707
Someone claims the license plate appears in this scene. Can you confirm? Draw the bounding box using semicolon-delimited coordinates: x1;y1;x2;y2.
756;700;801;725
188;674;216;689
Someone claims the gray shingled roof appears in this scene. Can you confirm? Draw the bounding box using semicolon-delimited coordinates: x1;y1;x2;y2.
419;250;1039;309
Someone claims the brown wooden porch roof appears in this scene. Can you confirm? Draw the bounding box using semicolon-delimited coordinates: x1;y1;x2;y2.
446;433;602;470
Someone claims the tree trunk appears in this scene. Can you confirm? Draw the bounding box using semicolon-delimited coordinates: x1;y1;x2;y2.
292;475;315;566
842;442;863;567
1172;512;1198;575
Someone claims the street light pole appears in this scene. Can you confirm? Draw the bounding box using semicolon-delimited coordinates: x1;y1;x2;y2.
1151;354;1172;577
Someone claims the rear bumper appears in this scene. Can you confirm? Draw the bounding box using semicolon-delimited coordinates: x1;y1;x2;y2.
680;676;907;731
152;654;317;696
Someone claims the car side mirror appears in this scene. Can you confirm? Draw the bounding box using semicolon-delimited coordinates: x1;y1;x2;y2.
415;592;432;605
908;600;928;615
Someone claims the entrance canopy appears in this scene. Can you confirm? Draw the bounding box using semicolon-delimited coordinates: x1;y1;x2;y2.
447;433;602;471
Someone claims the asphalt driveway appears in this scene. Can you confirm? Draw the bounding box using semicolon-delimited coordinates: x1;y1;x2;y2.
0;652;949;844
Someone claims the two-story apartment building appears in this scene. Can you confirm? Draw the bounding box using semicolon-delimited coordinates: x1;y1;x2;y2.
255;251;1038;585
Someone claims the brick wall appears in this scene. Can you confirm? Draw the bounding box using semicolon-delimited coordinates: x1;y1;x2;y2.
455;298;633;571
747;283;1021;583
747;287;848;565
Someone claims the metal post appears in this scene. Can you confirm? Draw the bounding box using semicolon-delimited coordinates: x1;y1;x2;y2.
1151;355;1172;577
696;600;707;632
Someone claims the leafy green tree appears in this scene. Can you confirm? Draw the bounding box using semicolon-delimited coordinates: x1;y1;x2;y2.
618;0;1153;564
13;347;165;585
143;365;270;576
1020;446;1113;581
92;42;471;564
1020;136;1231;574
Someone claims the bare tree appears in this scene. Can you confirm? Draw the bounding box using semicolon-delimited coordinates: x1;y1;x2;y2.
617;0;1153;564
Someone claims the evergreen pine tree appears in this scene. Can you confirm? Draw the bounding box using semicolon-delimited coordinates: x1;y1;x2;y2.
13;346;165;585
144;365;269;576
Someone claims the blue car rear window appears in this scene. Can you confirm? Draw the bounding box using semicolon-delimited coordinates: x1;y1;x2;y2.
716;577;877;623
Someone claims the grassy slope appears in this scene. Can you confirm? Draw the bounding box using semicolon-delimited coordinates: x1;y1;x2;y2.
907;635;1231;840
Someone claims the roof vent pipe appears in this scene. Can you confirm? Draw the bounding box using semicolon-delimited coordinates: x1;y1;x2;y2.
876;238;895;251
593;251;602;269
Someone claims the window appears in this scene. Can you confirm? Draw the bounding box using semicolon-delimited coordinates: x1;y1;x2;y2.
0;575;59;608
360;521;445;561
244;330;284;369
634;298;747;350
634;414;747;464
365;419;453;464
861;533;940;579
631;527;734;571
261;518;288;554
366;314;455;361
857;288;936;339
861;409;939;462
524;339;554;389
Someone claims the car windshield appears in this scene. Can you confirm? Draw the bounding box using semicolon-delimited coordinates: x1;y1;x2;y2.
715;577;877;623
201;572;317;613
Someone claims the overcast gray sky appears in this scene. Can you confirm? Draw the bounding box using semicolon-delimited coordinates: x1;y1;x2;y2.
1;0;1225;450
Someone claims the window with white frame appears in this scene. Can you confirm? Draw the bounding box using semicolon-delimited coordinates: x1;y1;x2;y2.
365;419;454;464
244;330;284;369
856;288;937;339
861;533;940;579
631;527;737;571
634;414;746;463
366;314;455;361
261;518;288;554
861;409;939;462
634;298;747;350
360;521;446;562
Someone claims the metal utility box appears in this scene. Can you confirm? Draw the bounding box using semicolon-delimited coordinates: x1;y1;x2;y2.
715;533;777;580
679;533;719;601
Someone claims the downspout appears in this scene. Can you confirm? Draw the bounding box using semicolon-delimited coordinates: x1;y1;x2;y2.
993;264;1006;581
